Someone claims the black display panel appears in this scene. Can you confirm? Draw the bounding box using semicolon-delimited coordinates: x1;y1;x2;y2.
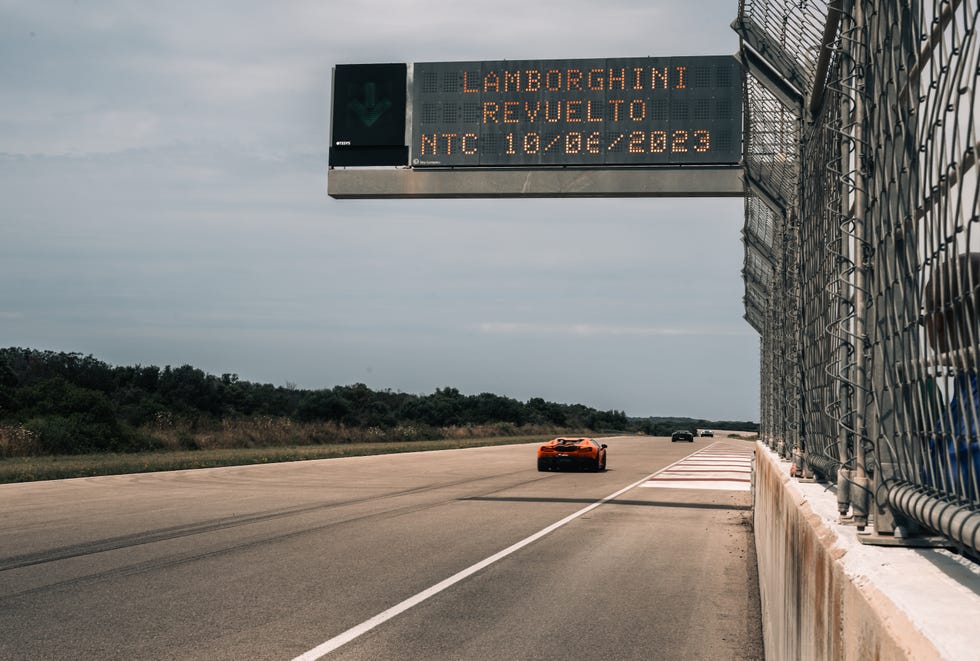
330;63;408;166
411;56;741;167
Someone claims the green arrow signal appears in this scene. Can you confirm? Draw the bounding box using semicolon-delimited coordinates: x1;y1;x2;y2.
348;82;392;127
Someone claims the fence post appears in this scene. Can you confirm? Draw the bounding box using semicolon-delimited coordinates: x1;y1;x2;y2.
863;0;924;540
845;0;872;530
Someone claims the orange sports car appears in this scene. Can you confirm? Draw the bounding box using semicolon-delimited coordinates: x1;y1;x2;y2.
537;437;607;472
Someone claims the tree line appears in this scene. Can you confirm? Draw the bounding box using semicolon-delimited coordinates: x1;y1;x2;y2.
0;348;756;457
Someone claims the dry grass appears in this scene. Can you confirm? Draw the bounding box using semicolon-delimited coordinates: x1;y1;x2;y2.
0;416;594;483
143;418;555;451
0;433;566;484
0;424;42;457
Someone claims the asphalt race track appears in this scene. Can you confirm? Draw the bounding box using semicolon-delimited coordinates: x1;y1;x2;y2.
0;435;764;660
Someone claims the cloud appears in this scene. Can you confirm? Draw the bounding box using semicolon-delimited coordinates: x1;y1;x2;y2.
0;0;757;420
475;322;753;338
0;0;741;155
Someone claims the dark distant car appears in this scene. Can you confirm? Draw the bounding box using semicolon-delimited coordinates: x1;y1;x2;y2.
671;430;694;442
700;430;714;437
537;437;607;472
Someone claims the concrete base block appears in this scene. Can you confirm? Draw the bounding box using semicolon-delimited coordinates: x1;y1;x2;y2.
754;442;980;661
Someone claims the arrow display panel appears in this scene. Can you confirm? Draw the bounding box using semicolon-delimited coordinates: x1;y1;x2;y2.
411;56;741;168
330;63;408;166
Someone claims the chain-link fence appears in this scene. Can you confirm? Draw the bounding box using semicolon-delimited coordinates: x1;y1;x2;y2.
738;0;980;556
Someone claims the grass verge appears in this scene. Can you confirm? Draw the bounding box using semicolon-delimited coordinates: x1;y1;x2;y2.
0;435;555;484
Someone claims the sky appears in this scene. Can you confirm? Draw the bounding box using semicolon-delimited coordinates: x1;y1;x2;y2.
0;0;759;421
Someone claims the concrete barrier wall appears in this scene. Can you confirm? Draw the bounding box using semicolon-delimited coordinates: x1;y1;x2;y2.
753;442;980;661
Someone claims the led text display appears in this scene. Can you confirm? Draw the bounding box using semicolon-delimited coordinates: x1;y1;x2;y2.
412;56;742;168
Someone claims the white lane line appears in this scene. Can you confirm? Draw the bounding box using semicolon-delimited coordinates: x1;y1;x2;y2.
642;443;754;491
659;472;751;479
648;480;751;491
291;468;676;660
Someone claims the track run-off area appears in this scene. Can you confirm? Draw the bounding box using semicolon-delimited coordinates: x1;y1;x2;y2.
1;435;763;660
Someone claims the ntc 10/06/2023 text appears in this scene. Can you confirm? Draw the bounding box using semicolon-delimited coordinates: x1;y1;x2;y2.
417;129;712;157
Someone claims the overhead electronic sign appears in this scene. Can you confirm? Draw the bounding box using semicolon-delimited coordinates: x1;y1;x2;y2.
411;56;742;168
330;63;408;167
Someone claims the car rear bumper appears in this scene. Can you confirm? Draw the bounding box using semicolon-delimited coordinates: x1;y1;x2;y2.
538;455;597;470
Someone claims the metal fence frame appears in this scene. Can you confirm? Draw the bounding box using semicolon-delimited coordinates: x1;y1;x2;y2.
738;0;980;556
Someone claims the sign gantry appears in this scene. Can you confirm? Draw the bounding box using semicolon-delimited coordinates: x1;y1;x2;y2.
329;56;744;198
